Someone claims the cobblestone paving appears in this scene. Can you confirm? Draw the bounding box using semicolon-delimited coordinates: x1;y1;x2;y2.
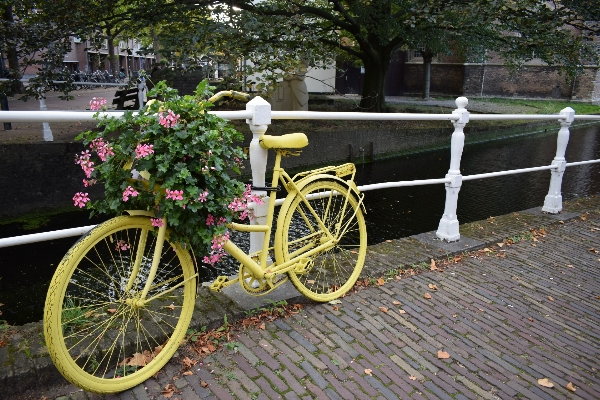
39;211;600;400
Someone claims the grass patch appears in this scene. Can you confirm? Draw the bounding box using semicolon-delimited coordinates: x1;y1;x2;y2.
481;97;600;115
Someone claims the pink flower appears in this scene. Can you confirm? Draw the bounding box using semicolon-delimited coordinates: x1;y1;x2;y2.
165;189;184;201
83;179;97;187
198;191;209;202
150;218;163;227
158;110;180;128
90;138;114;161
115;239;130;251
135;143;154;159
89;97;107;111
226;185;264;221
206;214;215;226
73;192;90;208
75;150;95;178
122;186;139;202
202;232;230;265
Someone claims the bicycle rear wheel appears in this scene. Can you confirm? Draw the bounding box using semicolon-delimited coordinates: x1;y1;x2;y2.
276;179;367;302
44;216;196;393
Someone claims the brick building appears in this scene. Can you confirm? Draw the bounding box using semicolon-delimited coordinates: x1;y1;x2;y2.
23;37;156;78
337;48;600;101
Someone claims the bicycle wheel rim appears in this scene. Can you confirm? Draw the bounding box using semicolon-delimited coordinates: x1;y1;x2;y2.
277;180;367;302
44;216;196;393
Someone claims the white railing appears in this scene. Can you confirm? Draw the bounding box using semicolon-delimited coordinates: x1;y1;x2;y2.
0;79;142;141
0;96;599;250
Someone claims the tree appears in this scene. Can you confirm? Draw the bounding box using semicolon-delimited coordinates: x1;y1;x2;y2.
228;0;599;112
0;0;90;98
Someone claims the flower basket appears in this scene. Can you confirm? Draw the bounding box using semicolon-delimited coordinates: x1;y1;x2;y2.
73;80;260;264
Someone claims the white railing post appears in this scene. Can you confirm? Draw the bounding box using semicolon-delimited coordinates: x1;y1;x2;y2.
542;107;575;213
39;97;53;141
436;97;469;242
246;96;271;254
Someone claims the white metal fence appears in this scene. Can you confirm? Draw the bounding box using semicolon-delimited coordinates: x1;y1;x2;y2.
0;96;599;251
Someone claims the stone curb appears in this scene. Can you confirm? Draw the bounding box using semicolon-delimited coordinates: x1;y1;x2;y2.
1;195;597;397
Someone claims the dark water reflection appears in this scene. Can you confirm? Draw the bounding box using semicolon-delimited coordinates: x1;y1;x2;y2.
356;124;600;243
1;124;599;325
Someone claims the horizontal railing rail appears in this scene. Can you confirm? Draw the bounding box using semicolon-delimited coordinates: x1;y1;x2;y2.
0;96;599;250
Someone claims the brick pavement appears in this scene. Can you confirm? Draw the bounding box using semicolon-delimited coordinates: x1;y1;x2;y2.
28;203;600;400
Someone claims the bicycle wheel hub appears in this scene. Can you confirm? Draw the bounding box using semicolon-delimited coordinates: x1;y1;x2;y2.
124;297;145;309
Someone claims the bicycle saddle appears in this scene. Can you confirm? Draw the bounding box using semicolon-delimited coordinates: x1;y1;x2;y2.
259;133;308;149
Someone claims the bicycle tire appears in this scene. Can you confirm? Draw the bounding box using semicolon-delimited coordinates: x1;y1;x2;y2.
44;216;196;393
276;179;367;302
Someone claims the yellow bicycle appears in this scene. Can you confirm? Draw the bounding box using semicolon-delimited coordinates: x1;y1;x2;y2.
43;96;367;394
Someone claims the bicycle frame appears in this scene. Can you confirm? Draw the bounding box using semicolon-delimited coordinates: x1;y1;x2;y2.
212;147;363;292
127;140;363;299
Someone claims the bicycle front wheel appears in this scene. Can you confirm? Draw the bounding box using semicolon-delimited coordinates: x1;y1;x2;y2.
44;216;196;393
276;179;367;302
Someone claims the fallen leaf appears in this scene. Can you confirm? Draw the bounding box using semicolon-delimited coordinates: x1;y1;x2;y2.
200;380;209;388
377;277;385;286
166;303;176;311
452;314;458;318
364;368;373;376
328;299;342;305
483;248;491;252
559;221;564;224
399;309;407;314
162;383;178;398
379;307;388;313
430;259;438;271
106;308;117;314
566;382;576;392
590;248;599;254
392;301;401;305
307;280;315;284
409;375;417;381
182;357;197;368
528;318;534;322
567;264;574;268
497;243;504;248
548;296;554;301
183;370;193;376
333;306;339;311
424;293;432;299
258;322;266;330
437;350;450;359
538;378;554;388
428;284;438;290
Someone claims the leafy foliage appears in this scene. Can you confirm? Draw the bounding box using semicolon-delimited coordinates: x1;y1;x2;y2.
75;80;249;260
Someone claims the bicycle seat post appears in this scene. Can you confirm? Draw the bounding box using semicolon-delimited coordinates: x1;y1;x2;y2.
246;97;272;259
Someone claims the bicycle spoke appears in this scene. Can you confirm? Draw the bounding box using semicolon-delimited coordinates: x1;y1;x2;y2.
45;216;196;392
280;180;366;302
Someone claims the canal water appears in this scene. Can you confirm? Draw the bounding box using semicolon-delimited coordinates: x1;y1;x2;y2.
1;124;599;325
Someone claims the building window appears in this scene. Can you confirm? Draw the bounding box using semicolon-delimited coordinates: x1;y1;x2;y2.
413;44;425;58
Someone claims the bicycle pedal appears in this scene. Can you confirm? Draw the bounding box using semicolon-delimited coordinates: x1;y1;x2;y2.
209;276;234;292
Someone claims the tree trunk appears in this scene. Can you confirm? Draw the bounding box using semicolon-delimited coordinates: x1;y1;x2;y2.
107;37;118;76
359;56;390;112
421;47;433;99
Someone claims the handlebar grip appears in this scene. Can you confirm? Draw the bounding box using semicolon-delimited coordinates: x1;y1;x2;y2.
208;90;251;104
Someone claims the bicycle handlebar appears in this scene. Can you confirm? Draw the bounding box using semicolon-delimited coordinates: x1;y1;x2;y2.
208;90;251;104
